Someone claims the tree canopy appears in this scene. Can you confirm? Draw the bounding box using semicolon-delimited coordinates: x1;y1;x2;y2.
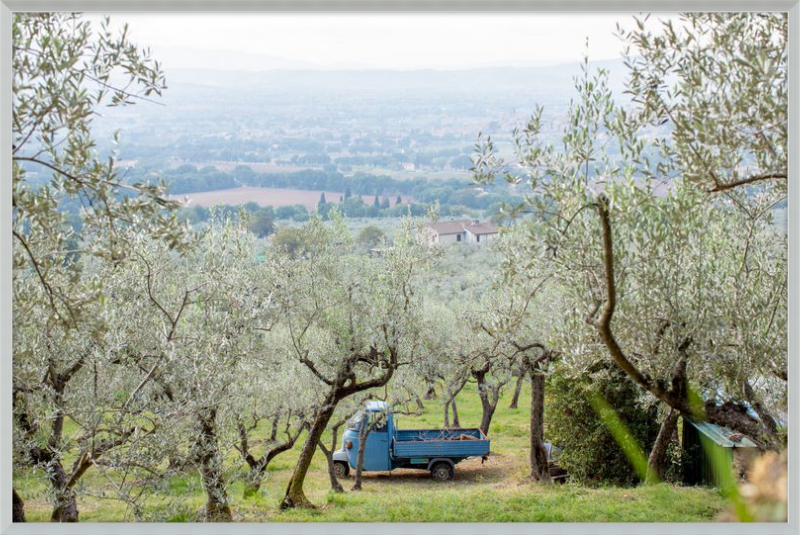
473;12;787;448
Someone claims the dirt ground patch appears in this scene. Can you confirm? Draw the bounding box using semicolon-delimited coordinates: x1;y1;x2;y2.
348;451;523;488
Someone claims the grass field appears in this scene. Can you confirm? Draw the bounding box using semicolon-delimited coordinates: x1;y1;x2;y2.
14;383;728;523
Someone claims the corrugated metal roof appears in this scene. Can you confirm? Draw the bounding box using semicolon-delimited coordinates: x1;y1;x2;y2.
685;419;758;448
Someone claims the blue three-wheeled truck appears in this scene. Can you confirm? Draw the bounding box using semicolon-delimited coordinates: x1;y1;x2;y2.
333;401;491;481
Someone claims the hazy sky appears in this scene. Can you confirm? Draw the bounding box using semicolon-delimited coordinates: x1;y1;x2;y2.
92;13;679;71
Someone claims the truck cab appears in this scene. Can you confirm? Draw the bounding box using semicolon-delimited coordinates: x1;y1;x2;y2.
333;401;490;481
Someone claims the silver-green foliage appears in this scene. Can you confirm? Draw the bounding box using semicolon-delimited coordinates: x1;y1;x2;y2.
474;13;786;445
12;13;187;328
618;13;788;194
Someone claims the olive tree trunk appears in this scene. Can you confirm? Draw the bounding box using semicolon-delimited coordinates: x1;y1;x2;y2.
474;370;506;436
238;416;305;498
352;414;381;491
195;408;232;522
16;359;133;523
509;371;525;409
351;417;369;491
317;439;345;493
646;408;679;484
443;397;461;428
49;462;79;522
282;344;397;509
13;489;25;523
443;377;467;428
529;371;551;484
317;414;354;493
282;391;338;509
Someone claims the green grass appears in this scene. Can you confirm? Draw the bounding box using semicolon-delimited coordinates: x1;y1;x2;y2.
14;382;727;522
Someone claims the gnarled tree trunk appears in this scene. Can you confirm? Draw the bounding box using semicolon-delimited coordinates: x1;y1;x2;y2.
646;408;678;484
13;488;25;523
317;440;344;493
529;371;550;484
282;391;338;509
509;371;525;409
16;358;131;522
15;368;82;522
443;376;467;428
474;369;506;435
443;398;461;428
351;413;372;491
194;408;232;522
281;343;398;509
49;460;79;522
238;414;305;498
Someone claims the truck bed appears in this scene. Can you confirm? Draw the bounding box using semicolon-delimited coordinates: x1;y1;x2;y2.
392;428;490;459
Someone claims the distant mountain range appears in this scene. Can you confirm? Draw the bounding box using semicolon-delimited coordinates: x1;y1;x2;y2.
160;58;631;98
152;45;327;72
152;43;623;74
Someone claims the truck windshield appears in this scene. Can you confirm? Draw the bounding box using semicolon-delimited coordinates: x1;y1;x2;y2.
346;411;388;432
346;412;363;431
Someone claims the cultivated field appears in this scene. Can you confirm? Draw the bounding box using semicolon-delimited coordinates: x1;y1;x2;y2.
168;186;413;211
14;383;727;523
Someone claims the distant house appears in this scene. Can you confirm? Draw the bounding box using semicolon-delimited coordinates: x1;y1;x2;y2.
464;221;499;244
424;219;498;245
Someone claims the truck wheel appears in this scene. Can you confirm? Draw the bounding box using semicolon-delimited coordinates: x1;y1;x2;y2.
430;461;454;482
334;461;350;478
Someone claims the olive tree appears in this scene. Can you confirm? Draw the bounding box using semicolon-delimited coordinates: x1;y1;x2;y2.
172;225;274;520
13;271;156;522
415;301;469;428
474;14;786;459
231;348;314;498
12;226;205;522
82;221;270;522
618;13;787;194
476;233;564;481
263;215;435;509
418;293;531;436
12;13;185;324
12;13;186;520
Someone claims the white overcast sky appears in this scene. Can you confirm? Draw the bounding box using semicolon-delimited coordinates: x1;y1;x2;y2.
90;13;679;71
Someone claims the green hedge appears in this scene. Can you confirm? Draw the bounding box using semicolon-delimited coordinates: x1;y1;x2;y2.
546;364;660;486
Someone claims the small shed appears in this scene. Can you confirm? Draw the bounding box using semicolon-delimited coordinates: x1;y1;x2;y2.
682;418;759;486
